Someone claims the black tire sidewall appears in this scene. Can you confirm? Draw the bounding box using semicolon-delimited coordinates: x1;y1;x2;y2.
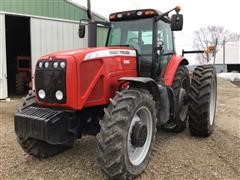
16;74;25;94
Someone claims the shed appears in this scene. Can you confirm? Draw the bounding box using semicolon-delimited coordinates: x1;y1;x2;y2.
211;40;240;73
0;0;108;99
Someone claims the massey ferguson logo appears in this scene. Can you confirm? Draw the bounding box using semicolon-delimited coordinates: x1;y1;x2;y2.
84;49;136;60
109;50;130;55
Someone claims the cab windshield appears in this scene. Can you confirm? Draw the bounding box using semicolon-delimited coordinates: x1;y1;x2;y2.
106;18;153;55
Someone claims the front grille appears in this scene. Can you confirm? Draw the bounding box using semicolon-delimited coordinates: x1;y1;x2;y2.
20;106;61;120
35;60;66;104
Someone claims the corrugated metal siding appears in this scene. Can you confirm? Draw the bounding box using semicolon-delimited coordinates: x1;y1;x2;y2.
0;0;108;47
30;18;108;65
0;14;8;99
0;0;104;22
215;41;240;64
30;17;88;86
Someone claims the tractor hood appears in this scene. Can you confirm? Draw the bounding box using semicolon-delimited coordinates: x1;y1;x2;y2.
36;47;137;110
40;47;137;62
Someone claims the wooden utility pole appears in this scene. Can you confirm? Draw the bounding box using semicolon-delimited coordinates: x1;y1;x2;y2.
213;38;218;65
223;39;226;72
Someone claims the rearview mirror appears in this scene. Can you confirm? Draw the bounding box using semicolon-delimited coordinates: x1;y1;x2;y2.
171;14;183;31
78;24;85;38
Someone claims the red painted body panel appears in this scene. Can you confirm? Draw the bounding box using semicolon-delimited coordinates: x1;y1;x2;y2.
35;47;137;110
164;54;188;86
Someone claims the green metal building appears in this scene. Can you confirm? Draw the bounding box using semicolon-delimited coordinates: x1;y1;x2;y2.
0;0;108;99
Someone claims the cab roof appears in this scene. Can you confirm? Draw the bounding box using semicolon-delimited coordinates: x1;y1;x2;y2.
109;9;170;22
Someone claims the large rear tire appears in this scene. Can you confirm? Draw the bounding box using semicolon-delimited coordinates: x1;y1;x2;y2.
16;73;25;95
163;65;190;132
96;89;157;179
188;65;217;137
16;91;71;158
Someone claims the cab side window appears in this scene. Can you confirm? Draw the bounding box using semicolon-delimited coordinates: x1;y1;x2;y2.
108;28;121;45
157;21;173;53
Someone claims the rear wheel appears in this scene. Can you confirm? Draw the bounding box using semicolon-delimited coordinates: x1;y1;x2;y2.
163;65;190;132
16;91;71;158
16;73;25;95
188;65;217;137
96;89;156;179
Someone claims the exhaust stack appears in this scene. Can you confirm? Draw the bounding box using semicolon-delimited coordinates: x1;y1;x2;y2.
87;0;97;48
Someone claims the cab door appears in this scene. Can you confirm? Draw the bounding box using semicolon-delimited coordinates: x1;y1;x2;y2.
155;20;174;79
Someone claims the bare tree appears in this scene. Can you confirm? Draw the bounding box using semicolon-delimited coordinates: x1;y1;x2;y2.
193;25;240;64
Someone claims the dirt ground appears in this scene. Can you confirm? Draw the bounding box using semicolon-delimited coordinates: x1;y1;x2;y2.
0;78;239;180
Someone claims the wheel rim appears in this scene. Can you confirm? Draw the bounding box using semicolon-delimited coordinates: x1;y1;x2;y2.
209;79;216;125
127;106;153;166
178;78;189;122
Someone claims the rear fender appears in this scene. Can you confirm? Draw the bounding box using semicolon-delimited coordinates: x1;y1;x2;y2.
164;55;189;86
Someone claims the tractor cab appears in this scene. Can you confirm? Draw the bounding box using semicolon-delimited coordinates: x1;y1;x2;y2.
80;7;183;79
107;9;181;79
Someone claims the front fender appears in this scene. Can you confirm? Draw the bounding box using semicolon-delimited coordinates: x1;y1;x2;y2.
119;77;171;125
119;77;160;103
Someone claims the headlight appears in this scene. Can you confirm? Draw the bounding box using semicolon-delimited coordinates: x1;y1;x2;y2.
55;90;63;101
117;13;123;18
53;62;58;68
60;62;66;69
38;89;46;99
137;11;143;16
44;62;49;68
38;62;43;68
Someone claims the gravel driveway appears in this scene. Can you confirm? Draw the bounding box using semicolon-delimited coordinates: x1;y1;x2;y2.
0;78;239;179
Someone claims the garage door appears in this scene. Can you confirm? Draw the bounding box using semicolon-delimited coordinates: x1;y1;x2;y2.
0;14;8;99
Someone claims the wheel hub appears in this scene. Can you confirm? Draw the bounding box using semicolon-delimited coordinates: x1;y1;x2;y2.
179;88;188;122
131;121;148;148
127;106;153;166
179;88;187;105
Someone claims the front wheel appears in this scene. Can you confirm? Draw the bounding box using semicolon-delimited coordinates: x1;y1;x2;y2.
16;91;72;158
96;89;157;179
17;137;70;158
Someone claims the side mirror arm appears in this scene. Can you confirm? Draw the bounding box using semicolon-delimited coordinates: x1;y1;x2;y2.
155;6;181;22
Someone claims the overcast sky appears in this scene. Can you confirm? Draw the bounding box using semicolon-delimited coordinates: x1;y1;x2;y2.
72;0;239;64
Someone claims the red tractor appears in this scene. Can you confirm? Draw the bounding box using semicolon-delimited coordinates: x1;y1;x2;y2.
15;56;31;94
14;4;217;179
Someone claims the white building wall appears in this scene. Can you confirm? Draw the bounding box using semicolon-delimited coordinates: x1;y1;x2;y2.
215;41;240;64
0;14;7;99
30;18;88;86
